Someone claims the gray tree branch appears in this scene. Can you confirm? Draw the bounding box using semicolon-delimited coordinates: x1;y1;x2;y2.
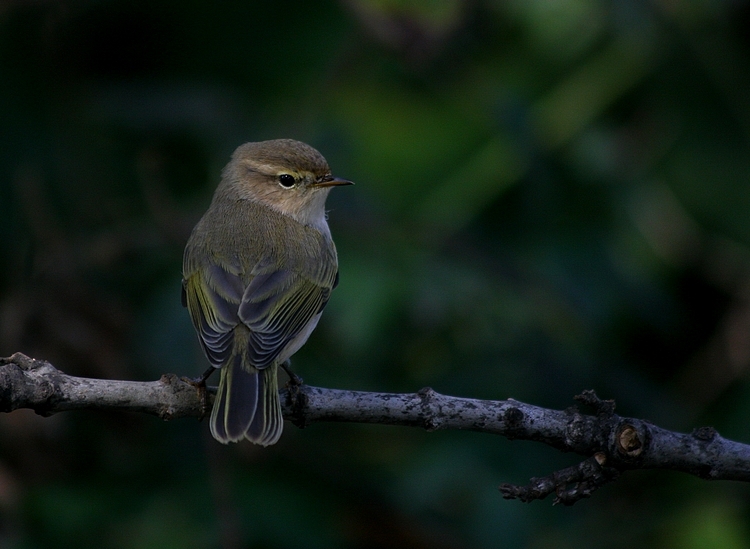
2;352;749;505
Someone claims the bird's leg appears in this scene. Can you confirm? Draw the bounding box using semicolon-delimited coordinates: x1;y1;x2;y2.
280;359;304;409
184;366;216;387
280;359;303;388
181;366;215;419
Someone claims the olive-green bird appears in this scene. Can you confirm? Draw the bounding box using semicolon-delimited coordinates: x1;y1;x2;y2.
182;139;352;445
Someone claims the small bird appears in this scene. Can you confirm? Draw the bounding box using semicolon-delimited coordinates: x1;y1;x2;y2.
182;139;352;445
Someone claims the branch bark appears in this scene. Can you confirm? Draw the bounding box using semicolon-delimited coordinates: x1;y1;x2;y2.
2;352;749;504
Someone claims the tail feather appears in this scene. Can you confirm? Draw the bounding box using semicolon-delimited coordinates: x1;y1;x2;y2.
210;374;230;442
209;352;283;445
247;367;283;446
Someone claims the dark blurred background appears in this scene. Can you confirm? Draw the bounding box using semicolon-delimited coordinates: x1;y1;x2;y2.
2;0;750;547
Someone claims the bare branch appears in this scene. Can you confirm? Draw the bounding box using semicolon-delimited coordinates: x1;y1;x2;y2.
0;353;203;419
2;352;750;504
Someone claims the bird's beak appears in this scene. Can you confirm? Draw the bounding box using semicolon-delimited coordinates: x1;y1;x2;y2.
310;176;354;188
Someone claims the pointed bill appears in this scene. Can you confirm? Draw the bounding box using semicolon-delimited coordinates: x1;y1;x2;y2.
309;175;354;188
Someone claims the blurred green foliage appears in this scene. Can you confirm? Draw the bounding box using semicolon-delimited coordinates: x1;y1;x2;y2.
1;0;750;547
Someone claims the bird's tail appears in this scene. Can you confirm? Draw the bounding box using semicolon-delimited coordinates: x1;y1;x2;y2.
209;335;283;446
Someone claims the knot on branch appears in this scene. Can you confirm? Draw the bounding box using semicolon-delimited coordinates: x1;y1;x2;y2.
687;426;723;479
417;386;437;401
692;426;718;442
159;374;204;420
417;387;441;431
0;353;59;415
502;405;525;438
616;422;646;459
575;389;615;416
565;413;588;446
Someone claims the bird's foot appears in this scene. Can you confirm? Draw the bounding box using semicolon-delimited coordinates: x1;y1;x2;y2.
181;367;215;420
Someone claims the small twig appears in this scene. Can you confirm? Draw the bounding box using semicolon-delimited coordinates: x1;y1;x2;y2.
499;453;620;505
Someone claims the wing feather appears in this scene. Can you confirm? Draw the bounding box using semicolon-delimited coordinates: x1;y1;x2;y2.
183;262;243;368
239;265;332;369
186;258;336;370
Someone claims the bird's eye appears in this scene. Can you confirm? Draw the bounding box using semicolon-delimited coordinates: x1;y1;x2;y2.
278;174;295;188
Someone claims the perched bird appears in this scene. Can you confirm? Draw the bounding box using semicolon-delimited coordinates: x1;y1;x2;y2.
182;139;352;445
